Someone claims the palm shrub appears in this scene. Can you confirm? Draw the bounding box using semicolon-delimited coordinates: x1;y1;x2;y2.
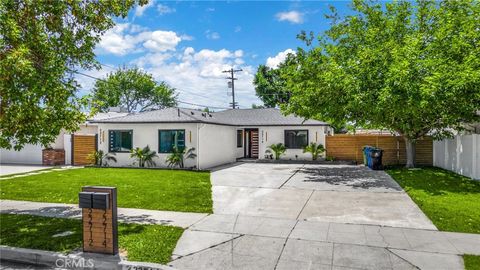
166;147;197;168
268;143;286;160
87;150;117;167
303;142;325;160
130;145;158;168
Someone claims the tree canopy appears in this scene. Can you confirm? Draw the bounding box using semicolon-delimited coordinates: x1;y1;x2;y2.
253;64;291;108
274;0;480;167
0;0;145;150
91;67;177;113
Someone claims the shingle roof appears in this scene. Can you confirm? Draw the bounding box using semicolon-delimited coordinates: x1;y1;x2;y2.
92;107;329;126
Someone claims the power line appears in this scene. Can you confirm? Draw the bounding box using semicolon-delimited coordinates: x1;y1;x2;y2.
72;70;232;110
222;67;242;109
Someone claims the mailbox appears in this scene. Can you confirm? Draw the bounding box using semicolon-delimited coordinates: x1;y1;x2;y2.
92;192;110;209
79;192;94;208
80;186;118;255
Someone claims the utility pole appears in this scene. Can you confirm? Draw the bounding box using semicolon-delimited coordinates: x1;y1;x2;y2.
223;68;242;109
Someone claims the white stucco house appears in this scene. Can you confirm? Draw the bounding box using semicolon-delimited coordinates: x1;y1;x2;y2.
92;107;332;169
0;112;128;165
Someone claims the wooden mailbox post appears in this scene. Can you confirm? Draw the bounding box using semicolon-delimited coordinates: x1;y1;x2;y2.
79;186;118;255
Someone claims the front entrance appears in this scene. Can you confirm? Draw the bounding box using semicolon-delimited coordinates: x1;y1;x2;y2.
244;129;259;158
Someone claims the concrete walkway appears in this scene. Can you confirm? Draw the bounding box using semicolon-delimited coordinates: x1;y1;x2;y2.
169;163;476;270
0;200;207;228
0;164;52;177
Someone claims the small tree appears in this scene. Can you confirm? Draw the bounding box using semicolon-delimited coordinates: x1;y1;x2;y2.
166;147;197;168
303;143;325;161
87;150;117;167
91;67;178;113
268;143;286;160
130;145;158;168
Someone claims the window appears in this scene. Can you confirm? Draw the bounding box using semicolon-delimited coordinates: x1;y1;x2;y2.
109;130;133;152
237;130;243;148
159;130;185;153
284;130;308;149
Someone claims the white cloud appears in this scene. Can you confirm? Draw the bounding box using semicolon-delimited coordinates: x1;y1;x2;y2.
97;24;187;56
205;30;220;40
266;49;296;69
234;26;242;33
157;3;175;15
205;7;215;12
275;11;304;24
96;23;137;55
142;31;181;52
180;34;194;41
134;1;155;17
132;47;259;108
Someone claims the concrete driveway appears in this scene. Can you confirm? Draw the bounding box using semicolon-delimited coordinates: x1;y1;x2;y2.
211;163;434;229
0;164;52;176
165;163;477;270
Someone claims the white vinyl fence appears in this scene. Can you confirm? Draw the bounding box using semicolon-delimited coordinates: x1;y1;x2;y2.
433;134;480;180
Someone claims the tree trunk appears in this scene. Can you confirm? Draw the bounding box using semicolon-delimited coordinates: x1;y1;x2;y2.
405;138;416;168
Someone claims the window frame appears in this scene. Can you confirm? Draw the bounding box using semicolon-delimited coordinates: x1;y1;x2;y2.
158;129;186;154
237;130;243;148
108;129;133;153
284;129;309;149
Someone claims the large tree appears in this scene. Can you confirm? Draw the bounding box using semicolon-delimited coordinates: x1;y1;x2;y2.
278;0;480;167
0;0;145;150
253;65;291;108
91;67;177;113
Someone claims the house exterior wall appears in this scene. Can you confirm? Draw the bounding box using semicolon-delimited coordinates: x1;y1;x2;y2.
433;134;479;180
237;125;328;160
198;124;237;169
97;123;199;168
0;144;44;164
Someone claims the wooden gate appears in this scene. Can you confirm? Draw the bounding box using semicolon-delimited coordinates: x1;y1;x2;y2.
73;135;97;165
325;135;433;166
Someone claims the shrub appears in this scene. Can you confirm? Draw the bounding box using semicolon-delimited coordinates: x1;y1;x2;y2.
303;143;325;160
87;150;117;166
166;147;196;168
130;145;158;167
268;143;286;160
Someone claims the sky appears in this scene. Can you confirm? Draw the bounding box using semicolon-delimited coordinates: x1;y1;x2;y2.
77;1;353;110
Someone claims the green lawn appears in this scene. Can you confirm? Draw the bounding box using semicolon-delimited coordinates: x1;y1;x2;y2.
0;214;183;264
0;168;212;213
387;167;480;234
464;255;480;270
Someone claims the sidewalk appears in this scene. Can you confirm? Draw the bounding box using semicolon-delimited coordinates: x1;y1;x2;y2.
0;200;207;228
169;214;480;270
1;199;479;269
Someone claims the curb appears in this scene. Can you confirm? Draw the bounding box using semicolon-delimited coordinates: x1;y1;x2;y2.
0;246;176;270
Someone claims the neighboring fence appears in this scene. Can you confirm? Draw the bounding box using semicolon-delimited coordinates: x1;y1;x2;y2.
433;134;479;180
325;135;433;166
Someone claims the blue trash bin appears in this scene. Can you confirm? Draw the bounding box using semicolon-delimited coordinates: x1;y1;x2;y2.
362;146;371;166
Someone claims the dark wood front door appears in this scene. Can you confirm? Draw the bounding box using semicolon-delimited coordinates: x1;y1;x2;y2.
244;129;259;158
